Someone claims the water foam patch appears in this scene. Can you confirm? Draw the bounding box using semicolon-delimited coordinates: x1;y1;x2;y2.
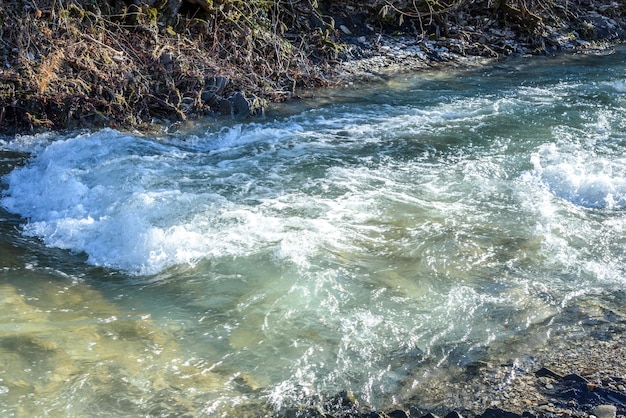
1;128;358;275
525;142;626;209
1;131;220;274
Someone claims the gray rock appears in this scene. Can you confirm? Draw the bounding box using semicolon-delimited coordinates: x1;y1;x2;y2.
218;92;252;119
592;405;617;418
339;24;352;35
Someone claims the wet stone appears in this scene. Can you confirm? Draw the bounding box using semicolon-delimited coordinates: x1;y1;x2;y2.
388;410;409;418
592;405;617;418
476;407;523;418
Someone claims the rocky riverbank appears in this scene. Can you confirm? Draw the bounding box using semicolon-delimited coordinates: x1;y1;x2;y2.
1;0;626;134
329;0;626;85
284;301;626;418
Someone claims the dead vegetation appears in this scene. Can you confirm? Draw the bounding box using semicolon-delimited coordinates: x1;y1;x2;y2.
0;0;624;134
0;0;337;133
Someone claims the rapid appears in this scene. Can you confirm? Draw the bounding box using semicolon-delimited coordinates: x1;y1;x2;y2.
1;47;626;416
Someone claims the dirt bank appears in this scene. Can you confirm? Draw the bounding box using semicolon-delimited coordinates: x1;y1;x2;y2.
1;0;625;135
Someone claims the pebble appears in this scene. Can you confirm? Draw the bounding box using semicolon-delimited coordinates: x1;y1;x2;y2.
339;24;352;35
592;405;617;418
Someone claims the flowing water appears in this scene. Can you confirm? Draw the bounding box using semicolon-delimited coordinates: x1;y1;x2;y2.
2;48;626;416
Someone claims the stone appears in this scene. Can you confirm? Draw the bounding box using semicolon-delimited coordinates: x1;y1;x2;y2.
444;412;463;418
476;408;522;418
592;405;616;418
563;373;588;384
218;92;251;119
339;24;352;35
535;367;563;379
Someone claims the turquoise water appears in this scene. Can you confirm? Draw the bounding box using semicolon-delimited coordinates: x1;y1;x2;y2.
1;48;626;416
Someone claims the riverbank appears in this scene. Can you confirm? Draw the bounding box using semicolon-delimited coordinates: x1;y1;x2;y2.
403;302;626;418
281;298;626;418
1;0;625;134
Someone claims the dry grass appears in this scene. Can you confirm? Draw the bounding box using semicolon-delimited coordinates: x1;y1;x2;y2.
0;0;335;132
0;0;617;133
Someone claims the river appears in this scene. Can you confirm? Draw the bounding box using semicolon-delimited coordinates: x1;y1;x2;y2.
1;47;626;416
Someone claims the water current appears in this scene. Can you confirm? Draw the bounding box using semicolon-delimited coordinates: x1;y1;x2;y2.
2;48;626;416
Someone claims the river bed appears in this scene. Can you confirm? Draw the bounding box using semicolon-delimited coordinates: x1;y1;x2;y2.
1;48;626;416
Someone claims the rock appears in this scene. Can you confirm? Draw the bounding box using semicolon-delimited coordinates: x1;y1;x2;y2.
444;412;464;418
339;24;352;35
476;408;522;418
535;367;564;379
591;405;617;418
420;413;439;418
388;410;409;418
218;92;252;119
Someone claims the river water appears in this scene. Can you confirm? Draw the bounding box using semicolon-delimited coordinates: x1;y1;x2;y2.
1;48;626;416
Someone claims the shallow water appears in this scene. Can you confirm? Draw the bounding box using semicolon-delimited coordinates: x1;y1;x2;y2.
2;48;626;416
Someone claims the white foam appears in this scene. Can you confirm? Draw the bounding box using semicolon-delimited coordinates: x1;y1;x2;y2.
604;79;626;92
524;142;626;209
1;128;374;275
0;131;57;153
